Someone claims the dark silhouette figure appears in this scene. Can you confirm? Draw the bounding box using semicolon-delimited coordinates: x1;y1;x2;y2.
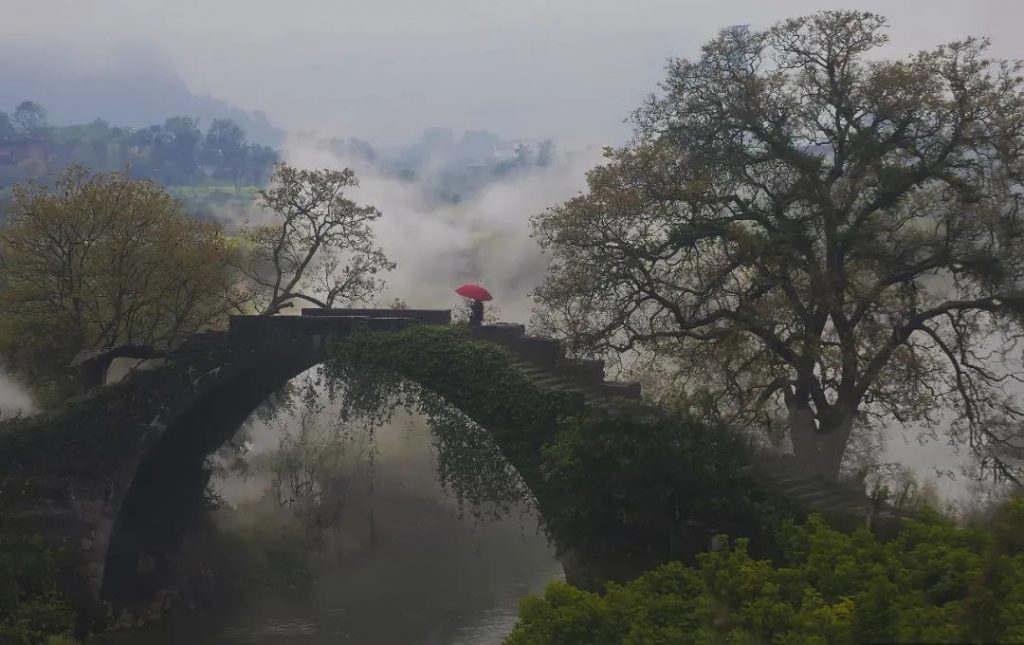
468;299;484;329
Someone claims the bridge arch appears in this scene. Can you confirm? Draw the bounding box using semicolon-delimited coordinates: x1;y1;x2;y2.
96;310;617;608
0;308;890;622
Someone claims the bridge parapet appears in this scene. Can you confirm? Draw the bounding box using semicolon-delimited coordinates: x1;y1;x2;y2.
301;308;452;325
228;313;431;340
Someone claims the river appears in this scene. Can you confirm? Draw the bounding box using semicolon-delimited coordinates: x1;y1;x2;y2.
91;398;563;644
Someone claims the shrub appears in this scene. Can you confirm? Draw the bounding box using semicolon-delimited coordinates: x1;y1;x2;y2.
0;535;78;645
507;498;1024;644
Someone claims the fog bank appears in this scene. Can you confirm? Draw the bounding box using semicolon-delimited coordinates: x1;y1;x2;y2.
283;137;603;323
0;369;35;418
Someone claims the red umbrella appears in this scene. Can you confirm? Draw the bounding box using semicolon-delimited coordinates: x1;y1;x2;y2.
455;283;493;301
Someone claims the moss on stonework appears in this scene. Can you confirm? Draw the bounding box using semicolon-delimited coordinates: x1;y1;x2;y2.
326;326;791;585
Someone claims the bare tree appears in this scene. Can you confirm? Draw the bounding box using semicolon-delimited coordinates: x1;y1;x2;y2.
233;163;395;315
533;11;1024;482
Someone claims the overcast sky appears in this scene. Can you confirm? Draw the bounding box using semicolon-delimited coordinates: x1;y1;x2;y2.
5;0;1024;144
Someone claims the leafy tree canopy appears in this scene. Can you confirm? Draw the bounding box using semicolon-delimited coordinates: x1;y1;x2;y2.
11;101;48;136
0;102;279;190
0;111;16;139
0;166;237;400
326;325;789;585
533;11;1024;483
0;536;77;645
507;498;1024;644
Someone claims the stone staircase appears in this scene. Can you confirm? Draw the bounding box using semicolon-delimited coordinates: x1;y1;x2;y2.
159;312;899;524
472;321;901;523
474;323;644;409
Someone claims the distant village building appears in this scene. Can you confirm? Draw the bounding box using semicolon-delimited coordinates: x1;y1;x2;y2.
0;137;49;166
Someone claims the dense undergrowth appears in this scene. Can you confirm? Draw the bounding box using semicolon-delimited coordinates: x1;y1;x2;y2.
507;500;1024;644
0;535;78;644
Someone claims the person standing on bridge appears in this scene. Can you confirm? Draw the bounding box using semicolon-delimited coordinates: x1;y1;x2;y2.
455;283;493;330
469;299;484;328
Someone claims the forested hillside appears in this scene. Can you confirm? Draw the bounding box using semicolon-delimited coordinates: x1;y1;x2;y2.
0;101;278;192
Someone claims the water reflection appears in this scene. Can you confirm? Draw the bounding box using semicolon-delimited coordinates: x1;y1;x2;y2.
93;397;562;644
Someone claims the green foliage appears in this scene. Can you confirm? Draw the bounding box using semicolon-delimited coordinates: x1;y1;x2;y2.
0;535;78;645
0;359;218;512
539;406;772;567
0;101;278;189
11;101;48;135
327;325;568;482
327;326;787;582
163;507;315;626
0;166;238;401
190;514;312;595
507;499;1024;644
0;110;16;138
530;10;1024;483
509;581;614;645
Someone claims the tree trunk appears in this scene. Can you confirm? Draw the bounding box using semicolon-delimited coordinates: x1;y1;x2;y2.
787;405;854;480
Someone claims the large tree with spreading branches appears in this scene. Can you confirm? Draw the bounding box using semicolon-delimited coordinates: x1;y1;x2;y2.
0;167;236;400
533;11;1024;482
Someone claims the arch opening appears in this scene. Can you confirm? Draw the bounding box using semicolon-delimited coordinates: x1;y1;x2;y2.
99;352;560;611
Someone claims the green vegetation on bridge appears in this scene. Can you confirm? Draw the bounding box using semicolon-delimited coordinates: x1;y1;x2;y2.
326;325;796;584
1;317;1022;644
328;326;1024;644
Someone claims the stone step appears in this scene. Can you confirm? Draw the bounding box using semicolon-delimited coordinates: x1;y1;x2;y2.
770;474;866;500
554;358;605;384
511;365;550;377
532;375;569;385
506;359;584;387
498;324;885;518
767;472;867;496
794;490;857;506
778;481;832;496
831;501;870;513
769;475;827;487
537;382;574;392
763;475;873;512
505;358;622;412
595;381;642;399
504;335;563;367
475;323;528;341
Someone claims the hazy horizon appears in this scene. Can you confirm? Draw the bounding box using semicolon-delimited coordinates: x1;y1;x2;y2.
5;1;1024;146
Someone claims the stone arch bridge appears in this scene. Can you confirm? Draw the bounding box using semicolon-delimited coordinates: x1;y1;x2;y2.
5;308;887;616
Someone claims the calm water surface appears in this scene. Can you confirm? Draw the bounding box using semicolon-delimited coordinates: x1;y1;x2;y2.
93;408;563;644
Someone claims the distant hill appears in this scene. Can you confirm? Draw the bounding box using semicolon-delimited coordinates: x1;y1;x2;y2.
0;44;284;147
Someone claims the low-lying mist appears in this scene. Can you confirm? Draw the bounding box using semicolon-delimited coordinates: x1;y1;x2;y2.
282;136;603;323
0;369;35;418
189;372;562;644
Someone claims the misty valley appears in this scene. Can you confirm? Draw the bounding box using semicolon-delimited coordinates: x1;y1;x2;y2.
4;6;1024;645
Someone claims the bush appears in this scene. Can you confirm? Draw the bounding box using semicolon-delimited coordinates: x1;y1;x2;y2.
507;498;1024;644
328;327;790;583
538;405;778;568
0;535;78;645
